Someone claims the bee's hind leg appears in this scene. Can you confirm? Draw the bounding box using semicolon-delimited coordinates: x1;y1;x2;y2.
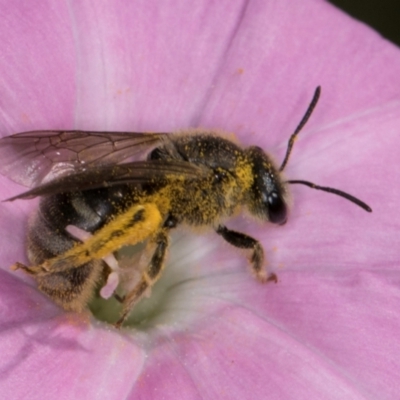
115;228;170;328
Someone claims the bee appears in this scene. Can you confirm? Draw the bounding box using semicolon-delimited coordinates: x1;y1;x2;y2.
0;87;372;328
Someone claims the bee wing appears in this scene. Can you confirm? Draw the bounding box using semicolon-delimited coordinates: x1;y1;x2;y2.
0;130;168;187
5;160;209;201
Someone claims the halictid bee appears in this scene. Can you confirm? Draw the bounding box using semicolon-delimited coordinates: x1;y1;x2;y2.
0;87;372;327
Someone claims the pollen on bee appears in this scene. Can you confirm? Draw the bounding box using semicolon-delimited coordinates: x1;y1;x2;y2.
61;204;163;301
66;224;121;299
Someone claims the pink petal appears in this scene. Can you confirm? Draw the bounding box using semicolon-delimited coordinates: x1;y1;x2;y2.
0;0;399;399
132;269;400;399
0;269;145;399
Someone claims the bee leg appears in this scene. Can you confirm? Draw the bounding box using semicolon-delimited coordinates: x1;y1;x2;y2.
10;261;48;275
23;204;162;277
114;294;125;303
113;215;178;307
115;229;170;328
216;225;277;283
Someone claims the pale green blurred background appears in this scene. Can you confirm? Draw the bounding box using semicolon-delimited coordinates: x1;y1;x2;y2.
329;0;400;46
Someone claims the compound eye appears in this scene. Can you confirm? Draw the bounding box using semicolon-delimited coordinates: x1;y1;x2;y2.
267;192;287;225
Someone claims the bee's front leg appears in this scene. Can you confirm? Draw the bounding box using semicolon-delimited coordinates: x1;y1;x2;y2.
216;225;277;283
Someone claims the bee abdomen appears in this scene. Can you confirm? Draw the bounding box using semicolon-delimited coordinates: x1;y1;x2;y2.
35;259;103;312
27;191;114;311
28;213;104;312
27;206;76;264
27;188;130;263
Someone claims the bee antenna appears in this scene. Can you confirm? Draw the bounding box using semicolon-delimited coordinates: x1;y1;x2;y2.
287;180;372;212
279;86;321;172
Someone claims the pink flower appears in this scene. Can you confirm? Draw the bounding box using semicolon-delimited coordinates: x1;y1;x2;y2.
0;0;400;399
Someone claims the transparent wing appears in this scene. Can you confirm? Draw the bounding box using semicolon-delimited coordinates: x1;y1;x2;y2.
5;160;209;201
0;130;168;187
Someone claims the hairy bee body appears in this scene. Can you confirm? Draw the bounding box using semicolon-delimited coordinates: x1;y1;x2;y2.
0;87;371;327
24;133;276;314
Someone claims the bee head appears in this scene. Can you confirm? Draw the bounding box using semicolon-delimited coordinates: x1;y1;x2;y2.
246;86;372;225
258;86;371;220
246;146;288;225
